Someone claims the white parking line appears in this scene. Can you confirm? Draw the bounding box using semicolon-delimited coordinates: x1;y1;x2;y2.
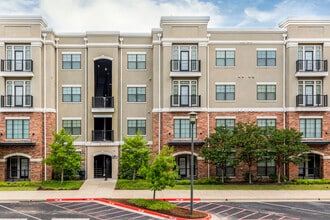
0;219;27;220
52;219;90;220
0;204;42;220
261;202;330;216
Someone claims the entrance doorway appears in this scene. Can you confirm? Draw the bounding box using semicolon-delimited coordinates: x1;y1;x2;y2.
299;153;321;179
6;156;30;180
94;155;112;178
175;154;197;179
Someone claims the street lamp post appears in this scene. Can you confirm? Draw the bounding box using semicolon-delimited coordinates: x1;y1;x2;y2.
189;111;197;215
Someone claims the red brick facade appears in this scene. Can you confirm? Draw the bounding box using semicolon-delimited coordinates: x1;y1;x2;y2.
152;111;330;181
0;112;56;182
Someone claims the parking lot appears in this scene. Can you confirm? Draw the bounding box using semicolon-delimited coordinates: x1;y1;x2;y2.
1;200;330;219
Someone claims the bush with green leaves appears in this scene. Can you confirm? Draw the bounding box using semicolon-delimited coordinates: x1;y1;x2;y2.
128;199;177;211
288;179;330;185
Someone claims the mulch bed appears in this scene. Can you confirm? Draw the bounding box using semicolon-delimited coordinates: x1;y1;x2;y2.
110;199;208;219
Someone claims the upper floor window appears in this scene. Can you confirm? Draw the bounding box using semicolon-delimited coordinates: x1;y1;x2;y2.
257;49;276;66
62;53;81;69
172;45;198;71
257;84;276;101
6;119;29;139
5;80;32;107
216;119;235;130
174;119;196;139
216;84;235;101
127;86;146;102
300;118;322;138
128;119;146;135
62;120;81;135
127;53;146;69
6;45;32;71
62;86;81;102
216;49;235;67
257;119;276;130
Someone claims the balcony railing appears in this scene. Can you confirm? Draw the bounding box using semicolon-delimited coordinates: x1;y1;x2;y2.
1;95;33;107
170;60;201;72
92;130;114;141
296;60;328;72
92;96;114;108
1;59;33;72
170;95;201;107
296;94;328;107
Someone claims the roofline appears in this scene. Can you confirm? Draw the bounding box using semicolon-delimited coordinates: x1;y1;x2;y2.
0;15;47;28
279;18;330;28
208;28;285;33
160;16;210;25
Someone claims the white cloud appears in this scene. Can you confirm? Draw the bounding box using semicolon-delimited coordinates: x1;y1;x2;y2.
37;0;225;33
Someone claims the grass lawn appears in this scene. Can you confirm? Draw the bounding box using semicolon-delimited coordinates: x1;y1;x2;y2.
0;180;84;191
116;179;330;190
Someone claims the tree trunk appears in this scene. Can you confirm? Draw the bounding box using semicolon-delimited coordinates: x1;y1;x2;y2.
133;168;136;182
61;168;64;184
221;168;225;183
248;166;252;184
277;164;281;184
153;190;156;200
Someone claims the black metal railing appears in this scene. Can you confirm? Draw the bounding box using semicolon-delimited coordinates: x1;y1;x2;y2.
170;60;201;72
92;130;114;141
170;95;201;107
296;60;328;72
1;95;33;107
296;94;328;107
1;59;33;72
92;96;114;108
6;169;30;181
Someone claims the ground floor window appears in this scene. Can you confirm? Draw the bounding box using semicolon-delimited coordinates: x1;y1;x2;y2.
175;154;197;179
257;158;275;176
6;156;29;180
216;165;235;177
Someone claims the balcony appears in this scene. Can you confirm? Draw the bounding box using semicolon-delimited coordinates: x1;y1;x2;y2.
92;96;114;113
295;60;328;77
296;94;328;107
170;95;201;107
170;60;201;77
1;95;33;108
92;130;114;141
0;60;34;77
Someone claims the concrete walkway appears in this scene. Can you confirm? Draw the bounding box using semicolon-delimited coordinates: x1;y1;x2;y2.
1;179;330;202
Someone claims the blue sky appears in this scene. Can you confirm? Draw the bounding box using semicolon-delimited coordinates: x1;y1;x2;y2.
1;0;330;32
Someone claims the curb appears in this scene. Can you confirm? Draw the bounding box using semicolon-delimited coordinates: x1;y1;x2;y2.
46;197;211;220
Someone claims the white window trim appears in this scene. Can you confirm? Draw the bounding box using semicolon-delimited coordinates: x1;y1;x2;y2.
257;116;277;119
127;85;147;88
215;82;236;85
216;48;236;51
62;85;82;88
62;117;82;120
127;52;147;55
256;48;277;51
215;116;236;119
127;117;146;120
5;117;30;120
94;115;112;118
256;82;277;85
61;52;82;55
299;116;323;119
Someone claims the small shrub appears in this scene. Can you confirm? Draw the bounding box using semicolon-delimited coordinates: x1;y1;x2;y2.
0;181;39;187
129;199;177;211
175;180;190;185
195;178;219;185
288;179;330;185
243;172;254;182
268;173;277;182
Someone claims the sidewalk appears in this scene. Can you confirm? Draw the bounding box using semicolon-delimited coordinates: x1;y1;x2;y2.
1;179;330;202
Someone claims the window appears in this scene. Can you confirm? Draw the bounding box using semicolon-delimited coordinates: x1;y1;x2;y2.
127;54;146;69
172;45;198;71
6;80;32;107
257;119;276;130
300;118;322;138
216;153;236;177
128;120;146;135
216;84;235;101
62;120;81;135
298;80;323;106
127;87;146;102
216;50;235;66
257;158;275;176
298;45;322;71
62;87;81;102
6;119;29;139
257;50;276;66
172;80;198;107
62;54;81;69
6;45;32;71
257;84;276;100
174;119;196;139
216;119;235;130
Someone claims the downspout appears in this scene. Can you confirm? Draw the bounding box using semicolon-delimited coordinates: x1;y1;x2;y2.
42;32;47;181
282;33;287;179
55;38;59;131
84;37;88;178
119;37;123;146
157;33;162;154
207;33;211;178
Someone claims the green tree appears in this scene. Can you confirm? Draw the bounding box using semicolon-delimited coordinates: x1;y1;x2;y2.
120;132;151;181
233;122;267;184
146;146;177;200
201;126;237;183
44;128;82;184
267;128;310;183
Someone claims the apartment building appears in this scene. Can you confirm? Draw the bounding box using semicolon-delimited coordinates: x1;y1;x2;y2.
0;16;329;182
